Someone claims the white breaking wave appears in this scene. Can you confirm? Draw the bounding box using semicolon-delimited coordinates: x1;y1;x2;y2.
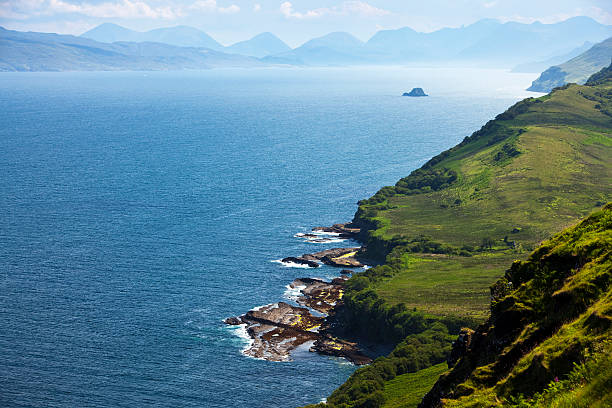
305;238;347;244
271;259;315;269
311;231;341;236
295;232;347;244
226;323;254;352
283;283;306;301
251;303;277;312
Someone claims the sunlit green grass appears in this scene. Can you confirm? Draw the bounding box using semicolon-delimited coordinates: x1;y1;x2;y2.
382;363;448;408
375;253;518;320
364;83;612;320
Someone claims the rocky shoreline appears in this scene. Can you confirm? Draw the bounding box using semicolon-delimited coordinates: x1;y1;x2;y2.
225;223;372;365
282;246;364;269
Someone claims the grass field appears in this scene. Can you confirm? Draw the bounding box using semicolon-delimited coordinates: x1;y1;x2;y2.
382;363;448;408
375;253;518;320
361;81;612;321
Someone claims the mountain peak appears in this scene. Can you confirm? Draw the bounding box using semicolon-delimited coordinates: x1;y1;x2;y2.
225;32;290;58
81;24;222;50
302;32;364;49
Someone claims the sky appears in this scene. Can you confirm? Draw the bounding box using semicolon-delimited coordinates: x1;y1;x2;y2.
1;0;612;47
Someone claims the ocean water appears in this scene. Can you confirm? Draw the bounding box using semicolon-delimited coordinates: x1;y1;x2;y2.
0;67;537;408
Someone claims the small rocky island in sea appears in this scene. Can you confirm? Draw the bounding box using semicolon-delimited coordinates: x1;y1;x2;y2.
225;223;372;365
403;87;428;97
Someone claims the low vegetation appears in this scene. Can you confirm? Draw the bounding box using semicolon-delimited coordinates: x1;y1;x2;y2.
422;203;612;407
304;64;612;408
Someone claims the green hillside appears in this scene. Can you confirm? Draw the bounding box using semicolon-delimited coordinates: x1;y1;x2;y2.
528;37;612;92
304;65;612;408
421;203;611;407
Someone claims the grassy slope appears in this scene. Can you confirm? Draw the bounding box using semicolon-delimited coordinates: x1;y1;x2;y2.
382;363;448;408
559;36;612;84
375;253;517;321
422;203;612;407
359;78;611;323
303;67;612;408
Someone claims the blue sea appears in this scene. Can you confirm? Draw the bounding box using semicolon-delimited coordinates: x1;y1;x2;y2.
0;67;537;408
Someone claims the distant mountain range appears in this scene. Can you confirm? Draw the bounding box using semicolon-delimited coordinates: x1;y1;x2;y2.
0;27;262;71
224;32;291;58
1;17;611;71
512;42;594;73
528;37;612;92
81;23;224;50
264;16;611;66
81;23;290;58
263;32;369;65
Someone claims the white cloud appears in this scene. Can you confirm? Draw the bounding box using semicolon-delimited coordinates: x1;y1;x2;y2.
48;0;179;19
253;3;261;12
280;1;390;20
343;1;390;17
280;2;324;19
483;1;497;9
0;0;240;20
189;0;239;14
589;6;612;24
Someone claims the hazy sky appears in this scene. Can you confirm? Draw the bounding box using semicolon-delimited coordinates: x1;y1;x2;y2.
1;0;611;46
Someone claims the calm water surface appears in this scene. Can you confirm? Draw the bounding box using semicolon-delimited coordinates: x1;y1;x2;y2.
0;67;537;407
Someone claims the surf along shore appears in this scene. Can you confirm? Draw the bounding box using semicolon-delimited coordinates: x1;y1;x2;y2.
224;223;374;365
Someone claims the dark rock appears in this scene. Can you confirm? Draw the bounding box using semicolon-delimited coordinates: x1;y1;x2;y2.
312;223;360;237
311;335;372;365
240;302;323;361
301;247;360;261
331;276;350;285
281;256;320;268
322;255;364;268
403;87;428;97
224;316;242;325
291;278;345;314
448;328;475;367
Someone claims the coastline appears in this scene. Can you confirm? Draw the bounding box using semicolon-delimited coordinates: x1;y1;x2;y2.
225;223;375;365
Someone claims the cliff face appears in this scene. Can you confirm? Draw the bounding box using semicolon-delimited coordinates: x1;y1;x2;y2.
420;203;612;408
527;66;568;92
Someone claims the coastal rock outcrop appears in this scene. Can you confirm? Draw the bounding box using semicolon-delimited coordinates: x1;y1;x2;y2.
294;223;360;243
239;302;322;361
300;247;364;268
226;276;371;364
225;222;371;365
281;256;320;268
312;336;373;365
312;223;360;238
403;87;428;97
291;277;346;314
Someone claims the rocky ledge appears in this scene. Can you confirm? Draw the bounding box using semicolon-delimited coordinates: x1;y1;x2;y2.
280;256;321;268
312;223;360;238
286;247;364;269
226;275;371;364
225;223;371;365
295;223;361;244
291;276;348;314
225;302;322;362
